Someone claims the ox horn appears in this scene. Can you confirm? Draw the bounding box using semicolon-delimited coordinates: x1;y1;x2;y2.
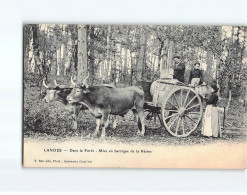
82;73;89;88
71;76;76;86
54;79;59;87
42;80;49;88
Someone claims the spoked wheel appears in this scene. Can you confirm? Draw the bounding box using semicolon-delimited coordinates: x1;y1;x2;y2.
161;87;203;137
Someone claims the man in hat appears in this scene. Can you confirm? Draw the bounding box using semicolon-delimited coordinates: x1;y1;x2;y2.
173;56;185;83
189;62;204;87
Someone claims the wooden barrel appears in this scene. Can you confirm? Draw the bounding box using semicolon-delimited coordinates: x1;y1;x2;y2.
150;79;183;107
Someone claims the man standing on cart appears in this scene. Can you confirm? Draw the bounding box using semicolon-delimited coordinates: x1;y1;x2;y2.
172;56;185;83
189;62;204;87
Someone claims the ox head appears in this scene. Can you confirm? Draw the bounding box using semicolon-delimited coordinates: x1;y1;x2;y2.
67;74;90;104
42;80;64;103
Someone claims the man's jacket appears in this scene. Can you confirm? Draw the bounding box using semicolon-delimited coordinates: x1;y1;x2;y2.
189;69;204;84
173;61;185;82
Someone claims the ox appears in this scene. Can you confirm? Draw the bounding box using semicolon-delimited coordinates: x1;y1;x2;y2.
42;79;87;130
135;80;153;102
66;78;145;138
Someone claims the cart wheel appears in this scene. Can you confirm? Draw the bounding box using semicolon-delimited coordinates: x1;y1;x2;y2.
161;87;203;137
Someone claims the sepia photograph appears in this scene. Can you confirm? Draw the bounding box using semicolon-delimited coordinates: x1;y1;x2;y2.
2;0;247;192
23;24;247;168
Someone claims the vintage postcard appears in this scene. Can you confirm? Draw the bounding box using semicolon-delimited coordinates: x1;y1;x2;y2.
23;24;247;168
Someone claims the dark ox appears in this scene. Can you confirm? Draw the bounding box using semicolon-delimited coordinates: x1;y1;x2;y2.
42;80;87;130
66;81;145;138
135;80;153;102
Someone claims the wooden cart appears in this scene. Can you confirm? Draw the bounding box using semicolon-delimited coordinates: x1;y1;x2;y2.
141;79;211;137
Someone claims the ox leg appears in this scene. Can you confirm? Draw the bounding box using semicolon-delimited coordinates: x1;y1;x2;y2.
112;116;117;129
101;113;109;138
92;119;101;137
132;109;141;135
136;108;145;136
104;116;110;129
72;106;80;130
71;116;78;130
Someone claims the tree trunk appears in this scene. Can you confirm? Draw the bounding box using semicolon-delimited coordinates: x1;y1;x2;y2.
110;50;117;85
50;51;57;80
151;55;156;81
130;52;134;86
161;39;169;70
100;54;105;81
215;56;220;96
57;47;61;76
131;52;137;84
23;25;31;74
88;26;95;85
50;27;57;80
226;89;232;113
60;43;66;76
167;39;174;70
65;28;72;76
119;47;123;83
206;51;213;83
136;27;146;82
123;47;128;83
105;25;112;82
69;25;78;78
157;40;164;73
32;24;39;74
77;24;88;83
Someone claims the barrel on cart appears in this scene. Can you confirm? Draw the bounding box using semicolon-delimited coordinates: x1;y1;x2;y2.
138;79;212;137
